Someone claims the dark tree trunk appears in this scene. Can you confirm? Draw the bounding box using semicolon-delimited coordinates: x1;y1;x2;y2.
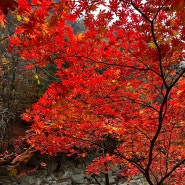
105;172;110;185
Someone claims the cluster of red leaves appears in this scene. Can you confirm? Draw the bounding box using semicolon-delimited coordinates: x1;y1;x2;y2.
0;0;17;27
5;0;185;184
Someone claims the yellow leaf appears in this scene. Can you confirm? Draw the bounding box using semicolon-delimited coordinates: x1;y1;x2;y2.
17;15;22;21
9;168;17;177
148;42;156;48
60;115;66;121
172;30;178;36
37;80;40;85
177;90;182;95
23;17;29;23
34;74;39;79
112;127;118;131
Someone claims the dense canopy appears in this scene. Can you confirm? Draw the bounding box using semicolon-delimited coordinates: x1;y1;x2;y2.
1;0;185;184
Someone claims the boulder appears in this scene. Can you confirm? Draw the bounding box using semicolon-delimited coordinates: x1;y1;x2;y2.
71;173;86;184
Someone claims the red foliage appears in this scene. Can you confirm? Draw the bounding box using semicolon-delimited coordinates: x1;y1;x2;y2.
7;0;185;184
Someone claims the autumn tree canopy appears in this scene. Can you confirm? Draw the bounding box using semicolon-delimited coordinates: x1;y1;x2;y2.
1;0;185;184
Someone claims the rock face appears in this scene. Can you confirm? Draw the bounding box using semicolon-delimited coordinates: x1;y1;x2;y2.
0;156;147;185
0;173;147;185
0;170;147;185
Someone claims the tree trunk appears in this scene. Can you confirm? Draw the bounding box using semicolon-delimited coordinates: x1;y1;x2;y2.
105;172;110;185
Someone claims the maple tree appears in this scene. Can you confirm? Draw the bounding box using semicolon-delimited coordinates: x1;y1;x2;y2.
2;0;185;184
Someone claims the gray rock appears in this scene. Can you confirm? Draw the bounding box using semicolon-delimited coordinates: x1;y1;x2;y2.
47;174;57;181
71;173;85;184
108;177;116;184
32;177;42;185
19;175;35;185
51;181;57;184
40;179;49;185
59;180;72;185
130;183;138;185
72;167;84;174
102;176;116;184
62;171;72;179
